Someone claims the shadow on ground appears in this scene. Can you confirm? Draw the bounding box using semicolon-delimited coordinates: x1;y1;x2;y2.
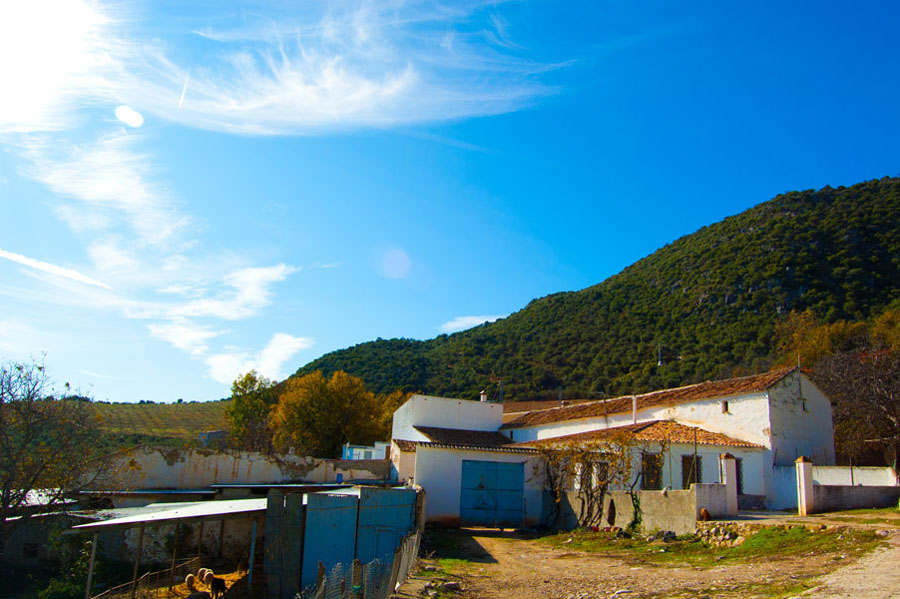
422;527;539;564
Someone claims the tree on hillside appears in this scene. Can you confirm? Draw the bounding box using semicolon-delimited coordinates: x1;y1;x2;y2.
813;348;900;467
0;360;108;560
269;371;388;458
224;370;276;453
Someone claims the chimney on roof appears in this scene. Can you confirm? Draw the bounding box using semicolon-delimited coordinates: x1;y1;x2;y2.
480;390;487;402
632;394;637;424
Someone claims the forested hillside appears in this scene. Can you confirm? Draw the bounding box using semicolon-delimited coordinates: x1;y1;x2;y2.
295;178;900;400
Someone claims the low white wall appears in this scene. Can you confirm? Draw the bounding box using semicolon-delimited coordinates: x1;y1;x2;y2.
98;448;391;490
414;446;545;526
693;483;728;518
812;466;898;487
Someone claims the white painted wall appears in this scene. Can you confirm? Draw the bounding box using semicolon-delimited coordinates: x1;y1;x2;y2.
390;443;417;483
346;442;390;460
507;391;772;447
392;395;503;441
98;448;390;490
767;374;836;466
413;446;545;526
653;392;772;448
812;465;898;487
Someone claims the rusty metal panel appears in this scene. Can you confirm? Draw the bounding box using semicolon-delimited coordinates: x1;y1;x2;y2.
263;491;284;598
282;493;304;599
355;487;416;563
300;493;358;589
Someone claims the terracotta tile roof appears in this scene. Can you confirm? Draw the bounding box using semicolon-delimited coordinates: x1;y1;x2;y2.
503;399;596;413
516;420;764;449
413;426;513;447
392;439;537;454
393;439;417;452
415;442;539;454
501;368;795;430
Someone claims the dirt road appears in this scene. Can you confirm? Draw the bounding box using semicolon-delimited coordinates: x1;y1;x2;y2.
796;532;900;599
407;523;899;599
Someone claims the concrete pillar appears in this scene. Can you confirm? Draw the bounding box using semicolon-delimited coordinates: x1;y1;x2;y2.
796;456;814;516
719;453;738;516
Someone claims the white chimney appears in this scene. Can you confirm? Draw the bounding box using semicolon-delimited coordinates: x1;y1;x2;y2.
480;390;488;402
632;394;637;424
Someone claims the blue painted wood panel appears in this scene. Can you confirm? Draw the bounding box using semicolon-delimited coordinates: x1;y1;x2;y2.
300;493;358;588
355;487;416;563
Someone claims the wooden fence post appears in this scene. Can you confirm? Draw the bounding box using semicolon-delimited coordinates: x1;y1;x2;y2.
386;545;403;593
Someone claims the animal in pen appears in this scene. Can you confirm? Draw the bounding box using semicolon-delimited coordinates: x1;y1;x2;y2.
209;577;227;599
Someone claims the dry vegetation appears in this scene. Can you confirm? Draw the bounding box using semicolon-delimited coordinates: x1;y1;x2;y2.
91;400;230;446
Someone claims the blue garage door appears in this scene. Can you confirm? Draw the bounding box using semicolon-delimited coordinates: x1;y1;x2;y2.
460;460;524;527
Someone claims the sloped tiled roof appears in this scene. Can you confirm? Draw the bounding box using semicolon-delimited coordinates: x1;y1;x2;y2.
516;420;764;449
393;439;417;452
501;368;795;430
413;426;513;447
503;399;596;413
392;439;537;454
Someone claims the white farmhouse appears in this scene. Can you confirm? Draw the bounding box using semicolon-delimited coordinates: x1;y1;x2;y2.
389;368;838;523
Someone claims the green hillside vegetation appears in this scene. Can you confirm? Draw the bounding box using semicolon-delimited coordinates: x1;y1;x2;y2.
91;400;230;447
295;177;900;400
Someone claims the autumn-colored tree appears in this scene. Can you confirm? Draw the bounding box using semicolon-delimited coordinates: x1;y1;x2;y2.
0;360;109;560
813;349;900;466
774;309;868;368
269;371;389;458
224;370;276;452
872;309;900;351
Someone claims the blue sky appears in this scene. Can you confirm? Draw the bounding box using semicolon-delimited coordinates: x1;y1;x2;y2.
1;1;898;402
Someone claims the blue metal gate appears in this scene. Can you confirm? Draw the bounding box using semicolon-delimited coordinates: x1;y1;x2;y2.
460;460;524;526
300;493;358;588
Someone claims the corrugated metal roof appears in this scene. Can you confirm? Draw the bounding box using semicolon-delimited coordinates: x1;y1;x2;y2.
68;498;267;533
502;368;794;429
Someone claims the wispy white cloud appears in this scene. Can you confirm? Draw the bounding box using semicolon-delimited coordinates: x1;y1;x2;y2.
147;321;223;356
440;314;503;333
25;131;188;250
205;333;314;384
0;248;112;290
2;0;557;137
167;264;297;320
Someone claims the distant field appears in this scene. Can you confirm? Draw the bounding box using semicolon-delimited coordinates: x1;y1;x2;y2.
91;400;231;446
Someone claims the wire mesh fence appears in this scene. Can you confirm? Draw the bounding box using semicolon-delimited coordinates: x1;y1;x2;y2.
92;556;201;599
298;530;421;599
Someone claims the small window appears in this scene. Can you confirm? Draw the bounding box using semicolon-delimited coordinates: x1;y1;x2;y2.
363;450;373;460
642;452;663;490
682;454;702;489
721;400;729;414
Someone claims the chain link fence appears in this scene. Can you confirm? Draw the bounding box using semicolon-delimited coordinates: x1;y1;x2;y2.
299;531;421;599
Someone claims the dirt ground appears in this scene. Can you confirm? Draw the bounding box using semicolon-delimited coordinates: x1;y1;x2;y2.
400;512;900;599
